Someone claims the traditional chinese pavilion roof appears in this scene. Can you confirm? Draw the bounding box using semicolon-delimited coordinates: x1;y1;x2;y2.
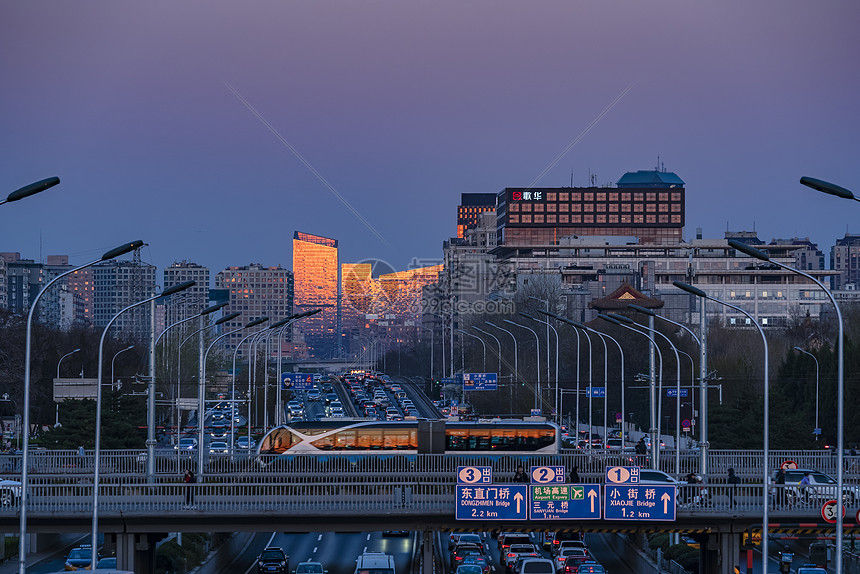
589;282;665;311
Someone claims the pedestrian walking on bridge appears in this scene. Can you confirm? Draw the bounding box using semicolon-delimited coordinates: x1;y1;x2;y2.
183;469;197;508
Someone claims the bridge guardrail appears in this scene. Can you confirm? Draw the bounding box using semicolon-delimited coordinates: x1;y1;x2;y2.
2;450;859;481
0;481;854;519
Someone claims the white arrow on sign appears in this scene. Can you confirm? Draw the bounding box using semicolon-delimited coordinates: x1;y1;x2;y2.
587;488;598;513
661;492;671;514
514;492;523;513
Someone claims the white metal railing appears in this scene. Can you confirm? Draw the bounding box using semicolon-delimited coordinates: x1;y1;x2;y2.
2;450;858;481
0;480;852;520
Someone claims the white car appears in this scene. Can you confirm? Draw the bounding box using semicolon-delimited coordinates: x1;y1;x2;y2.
0;477;22;506
772;469;860;506
174;438;198;451
209;441;229;454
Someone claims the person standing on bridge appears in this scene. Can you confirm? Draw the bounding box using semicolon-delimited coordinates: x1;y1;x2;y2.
727;468;740;507
513;466;528;483
183;469;197;508
77;445;85;468
774;467;787;509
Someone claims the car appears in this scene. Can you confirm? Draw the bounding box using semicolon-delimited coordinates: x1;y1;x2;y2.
324;393;339;405
795;566;827;574
771;468;859;505
211;412;225;422
451;533;484;552
95;557;117;569
174;438;197;451
455;566;484;574
257;546;289;574
514;558;555;574
565;562;605;574
210;423;228;439
64;545;97;571
561;555;593;574
503;544;540;573
550;531;583;555
307;389;321;402
237;436;257;450
0;477;22;506
461;555;490;574
294;561;326;574
554;548;588;571
382;530;409;537
451;544;485;568
499;533;533;554
638;468;681;486
209;441;229;454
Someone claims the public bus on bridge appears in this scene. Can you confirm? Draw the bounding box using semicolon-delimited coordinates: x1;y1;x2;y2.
257;420;561;455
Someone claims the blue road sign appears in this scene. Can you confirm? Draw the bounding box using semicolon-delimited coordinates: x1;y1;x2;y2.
281;373;314;390
530;484;601;520
456;484;528;520
586;386;606;398
530;466;566;484
604;484;676;521
530;408;541;416
463;373;498;391
813;427;822;435
458;466;493;484
666;388;689;397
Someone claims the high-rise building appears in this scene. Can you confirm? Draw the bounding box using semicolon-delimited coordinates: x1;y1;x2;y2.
215;263;293;352
91;260;157;338
766;237;825;271
67;268;94;326
164;261;211;326
495;169;685;246
831;234;860;290
457;193;497;239
293;232;339;358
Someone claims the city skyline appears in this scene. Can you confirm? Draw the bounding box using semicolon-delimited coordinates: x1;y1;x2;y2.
2;1;859;276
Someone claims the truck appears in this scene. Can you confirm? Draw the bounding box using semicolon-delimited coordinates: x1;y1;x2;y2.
355;552;395;574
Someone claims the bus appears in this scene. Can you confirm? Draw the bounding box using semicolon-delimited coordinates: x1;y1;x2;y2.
258;420;560;455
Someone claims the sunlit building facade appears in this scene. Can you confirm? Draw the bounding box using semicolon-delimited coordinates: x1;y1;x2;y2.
293;232;340;358
457;193;496;239
215;263;294;353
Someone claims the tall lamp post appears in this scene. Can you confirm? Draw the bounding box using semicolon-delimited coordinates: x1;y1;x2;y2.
521;313;560;423
794;347;820;440
485;322;517;414
18;239;142;574
91;280;195;570
110;346;135;390
0;177;60;207
503;319;541;411
606;312;683;476
457;329;486;372
56;349;81;427
799;176;853;572
201;317;269;471
538;310;581;433
471;327;502;376
674;279;771;559
597;314;663;467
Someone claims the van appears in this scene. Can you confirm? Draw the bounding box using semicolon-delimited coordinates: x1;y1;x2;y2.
515;558;555;574
354;552;395;574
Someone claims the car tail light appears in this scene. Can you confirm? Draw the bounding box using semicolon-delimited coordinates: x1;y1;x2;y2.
507;554;515;558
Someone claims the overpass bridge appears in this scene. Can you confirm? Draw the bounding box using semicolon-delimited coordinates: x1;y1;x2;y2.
2;450;859;574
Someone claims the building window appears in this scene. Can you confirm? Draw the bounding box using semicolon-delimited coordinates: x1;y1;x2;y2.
547;192;557;201
609;203;619;212
584;215;594;223
622;204;631;212
509;215;519;223
533;214;544;223
521;203;532;212
659;192;669;201
559;215;569;223
572;193;581;201
559;203;569;212
534;203;544;212
521;215;532;223
596;215;606;223
509;203;519;212
646;215;656;223
571;215;581;223
621;215;631;223
584;204;594;212
671;192;681;201
647;193;657;201
547;203;557;212
596;192;606;201
609;214;618;223
646;204;656;213
659;215;668;223
584;193;594;201
634;204;644;212
622;193;631;201
609;193;618;201
671;215;681;223
596;203;606;212
671;204;681;212
634;215;644;223
546;214;556;223
659;204;668;212
559;192;569;201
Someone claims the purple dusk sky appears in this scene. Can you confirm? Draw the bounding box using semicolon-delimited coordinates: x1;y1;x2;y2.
2;1;859;281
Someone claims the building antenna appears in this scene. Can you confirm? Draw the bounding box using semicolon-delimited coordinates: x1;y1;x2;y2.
570;171;574;187
656;154;660;171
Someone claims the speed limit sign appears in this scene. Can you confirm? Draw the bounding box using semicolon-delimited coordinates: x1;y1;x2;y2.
821;499;845;523
780;460;798;470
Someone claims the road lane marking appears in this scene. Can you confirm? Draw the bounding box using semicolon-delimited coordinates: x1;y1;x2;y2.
363;546;367;553
367;534;372;540
313;547;318;553
242;532;277;574
317;534;323;541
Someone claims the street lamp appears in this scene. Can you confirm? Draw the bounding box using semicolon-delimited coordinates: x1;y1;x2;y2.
470;327;502;377
272;309;320;427
598;314;663;468
797;176;852;572
521;313;560;423
537;310;581;434
606;312;683;476
793;347;820;441
110;346;135;391
18;239;143;574
0;177;60;207
674;279;771;558
527;296;552;384
485;322;517;414
175;311;241;449
55;349;81;427
201;317;268;472
503;319;541;411
91;280;195;570
457;329;486;372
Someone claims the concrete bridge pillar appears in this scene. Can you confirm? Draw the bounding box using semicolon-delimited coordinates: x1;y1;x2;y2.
700;531;742;574
109;532;165;574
